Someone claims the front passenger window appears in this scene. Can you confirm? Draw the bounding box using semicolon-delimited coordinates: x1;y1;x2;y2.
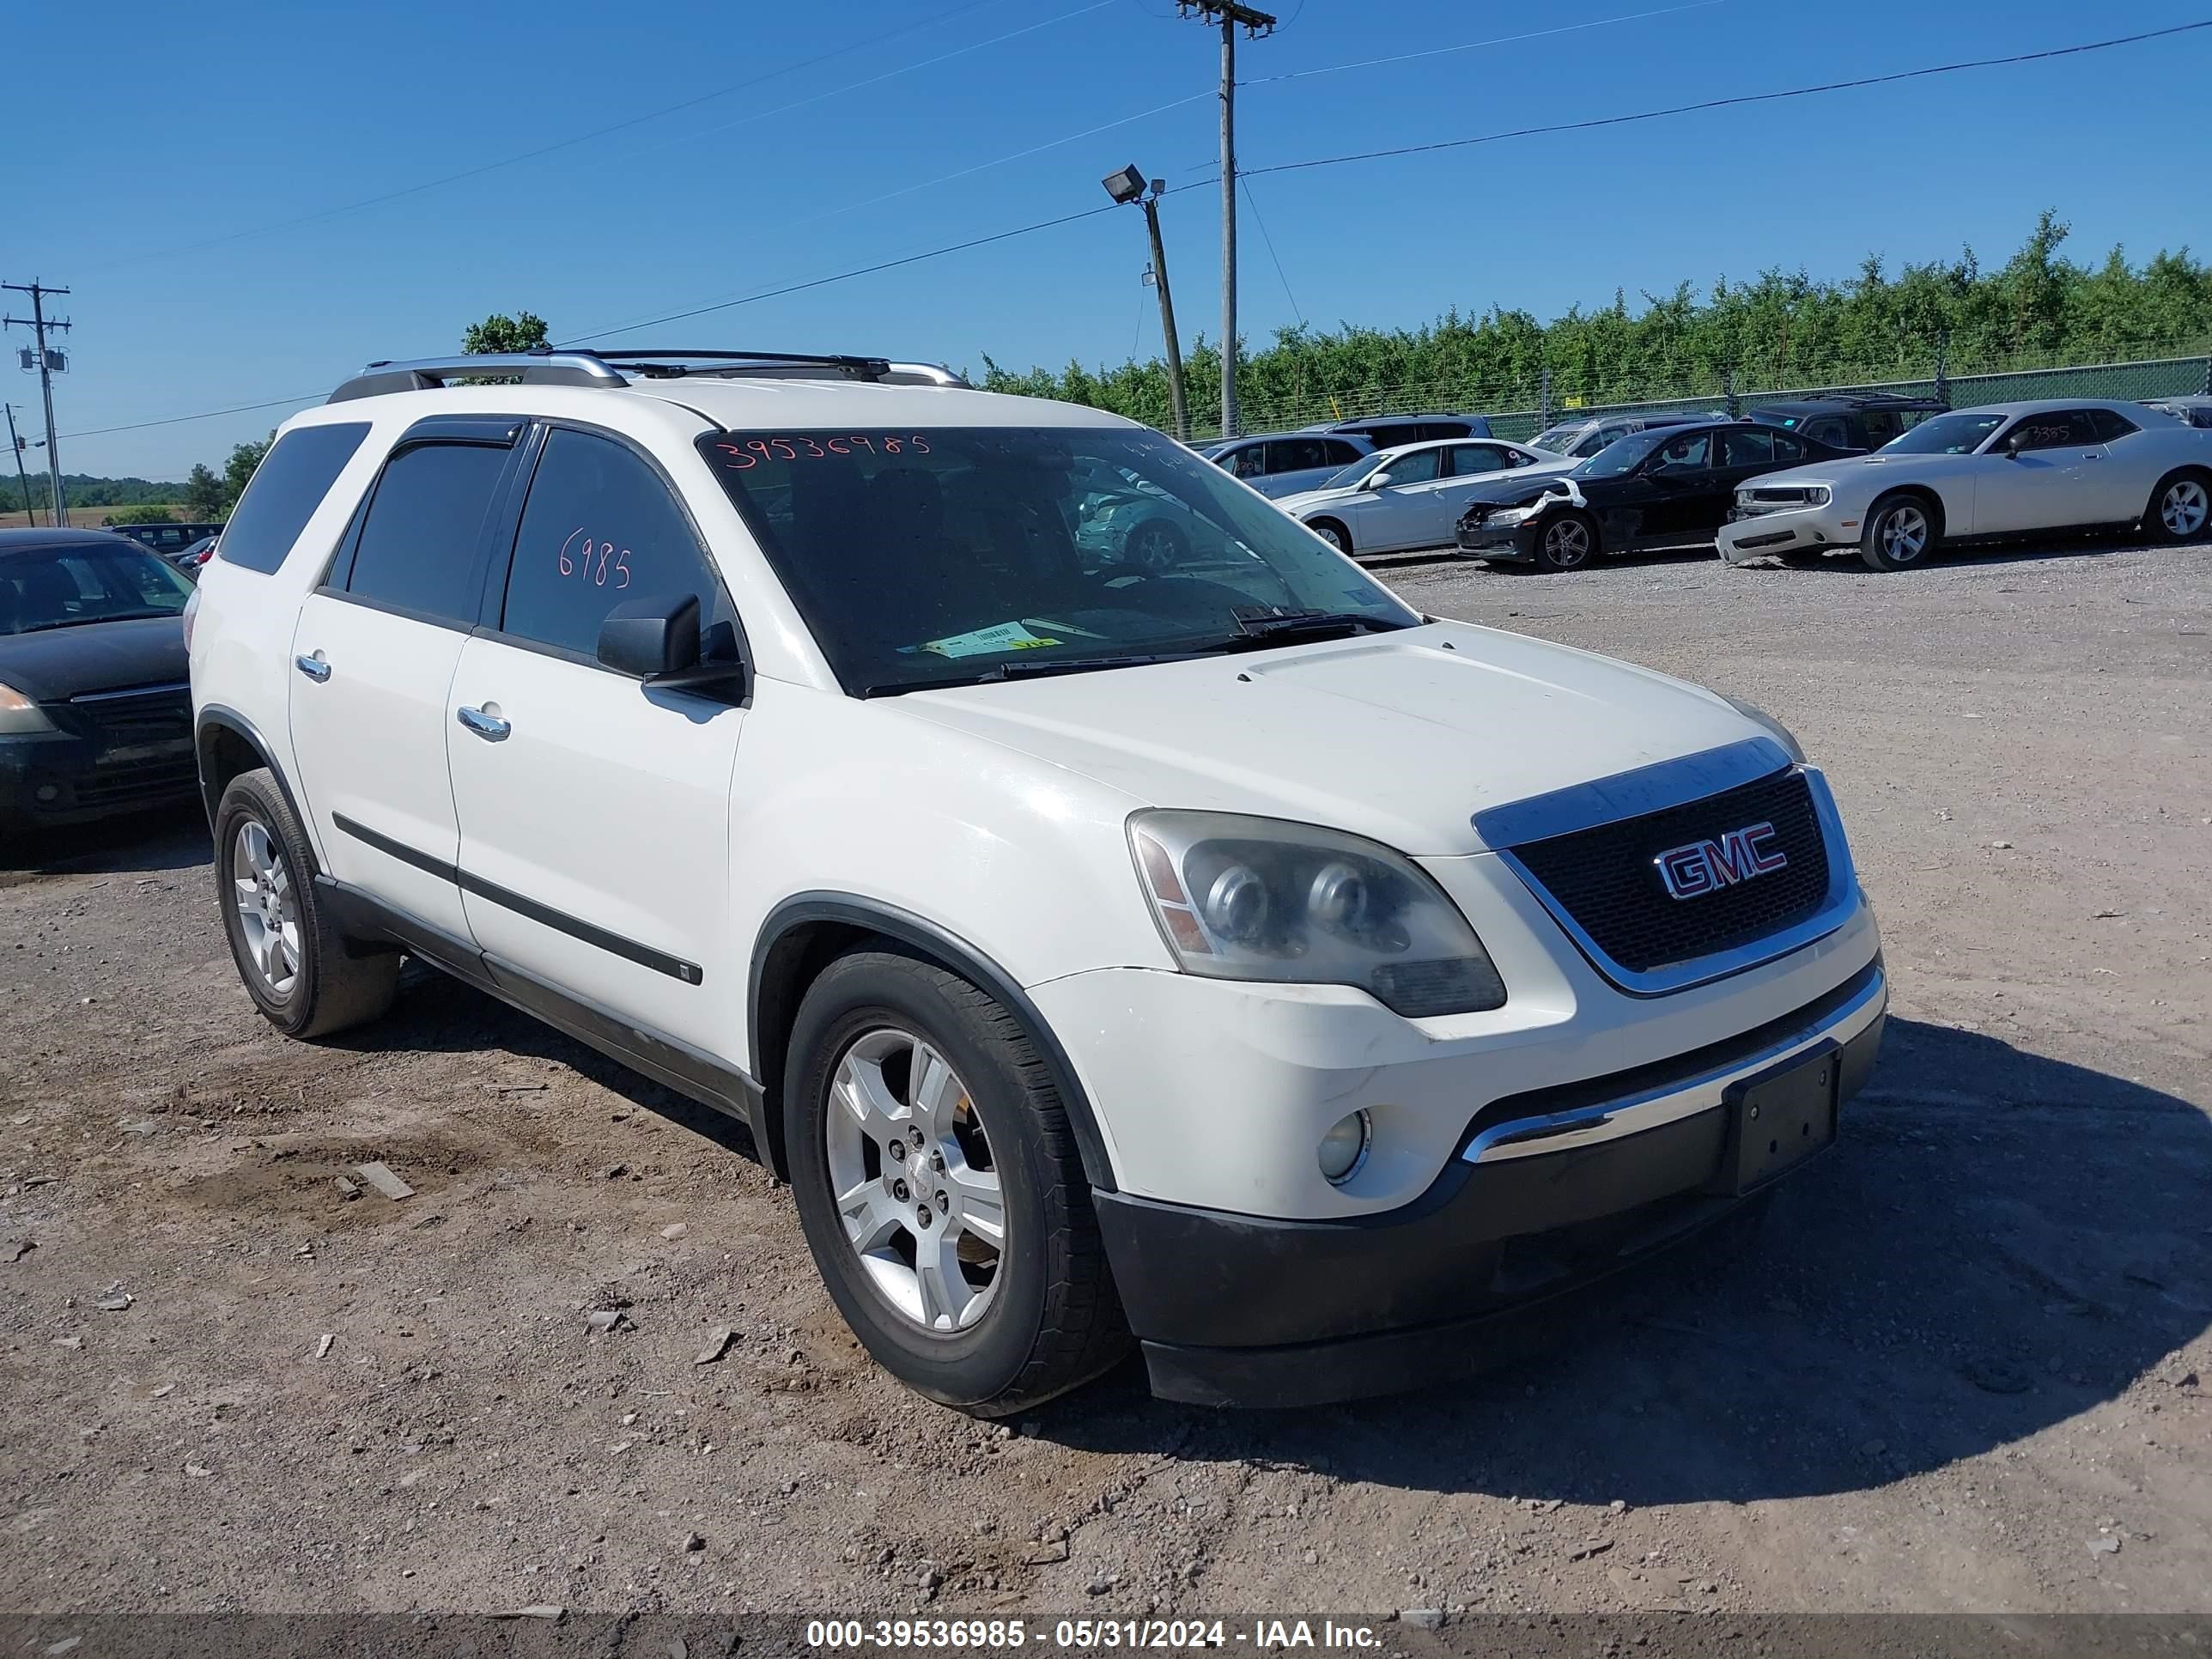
501;428;734;661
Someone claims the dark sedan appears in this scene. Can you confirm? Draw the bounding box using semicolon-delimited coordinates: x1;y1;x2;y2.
1454;420;1857;571
1;529;198;845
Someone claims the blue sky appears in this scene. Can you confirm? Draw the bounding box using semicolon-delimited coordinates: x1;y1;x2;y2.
13;0;2212;482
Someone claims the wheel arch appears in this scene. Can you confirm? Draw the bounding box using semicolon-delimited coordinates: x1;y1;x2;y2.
2148;463;2212;523
196;704;309;836
748;894;1119;1193
1306;515;1352;553
1868;483;1946;536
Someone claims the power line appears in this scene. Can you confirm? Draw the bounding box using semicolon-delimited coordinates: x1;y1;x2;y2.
1242;0;1726;87
561;203;1122;343
1238;175;1302;328
67;0;1032;272
1232;20;2212;182
64;21;2207;441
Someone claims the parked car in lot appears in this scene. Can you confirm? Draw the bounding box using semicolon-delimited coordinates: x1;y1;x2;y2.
1304;411;1493;447
169;535;219;573
1276;436;1563;555
1745;392;1948;453
1455;420;1858;571
1196;430;1371;498
2142;394;2212;430
0;528;199;844
1525;410;1710;460
189;347;1884;1413
109;520;225;559
1718;399;2212;571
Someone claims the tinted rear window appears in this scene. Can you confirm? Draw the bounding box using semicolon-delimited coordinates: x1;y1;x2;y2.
340;442;509;625
218;422;372;574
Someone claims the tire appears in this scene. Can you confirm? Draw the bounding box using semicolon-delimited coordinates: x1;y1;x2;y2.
214;768;398;1038
784;950;1129;1416
1121;517;1189;573
2144;469;2211;544
1307;517;1352;555
1531;510;1600;572
1859;492;1940;572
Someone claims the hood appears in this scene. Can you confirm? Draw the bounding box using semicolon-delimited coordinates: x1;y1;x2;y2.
1753;453;1943;489
1275;484;1361;514
0;615;188;703
894;622;1761;856
1456;469;1589;511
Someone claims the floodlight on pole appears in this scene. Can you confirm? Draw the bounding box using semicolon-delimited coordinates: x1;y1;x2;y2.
1099;166;1189;441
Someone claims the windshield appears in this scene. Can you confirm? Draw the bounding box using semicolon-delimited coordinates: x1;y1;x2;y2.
1881;410;2007;455
1316;457;1376;490
0;542;193;636
1528;425;1583;453
699;428;1419;694
1573;429;1674;478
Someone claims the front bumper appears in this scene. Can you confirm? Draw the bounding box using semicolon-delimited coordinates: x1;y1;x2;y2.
1093;957;1887;1407
1717;505;1853;564
0;724;198;836
1454;516;1542;561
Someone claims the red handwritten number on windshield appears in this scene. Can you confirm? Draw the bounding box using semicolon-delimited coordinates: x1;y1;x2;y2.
559;528;632;588
714;435;932;465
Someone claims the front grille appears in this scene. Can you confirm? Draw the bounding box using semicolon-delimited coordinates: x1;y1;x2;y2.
70;684;191;747
71;757;198;807
1507;768;1831;975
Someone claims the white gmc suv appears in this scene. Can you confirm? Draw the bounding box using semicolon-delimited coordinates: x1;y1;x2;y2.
186;349;1886;1414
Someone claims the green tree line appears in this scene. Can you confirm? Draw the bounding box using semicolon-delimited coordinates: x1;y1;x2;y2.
980;212;2212;433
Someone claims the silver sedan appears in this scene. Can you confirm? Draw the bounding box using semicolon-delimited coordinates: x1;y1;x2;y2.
1274;437;1564;556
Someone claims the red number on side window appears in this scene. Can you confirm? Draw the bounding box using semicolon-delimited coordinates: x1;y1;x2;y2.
559;526;584;575
615;549;631;589
714;443;755;469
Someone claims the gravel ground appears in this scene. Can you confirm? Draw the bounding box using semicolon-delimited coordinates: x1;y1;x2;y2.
2;533;2208;1620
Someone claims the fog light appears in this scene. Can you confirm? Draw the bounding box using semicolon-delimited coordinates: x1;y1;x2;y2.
35;785;59;803
1317;1109;1372;1185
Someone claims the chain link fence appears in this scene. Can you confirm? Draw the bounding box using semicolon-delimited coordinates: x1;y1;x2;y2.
1185;338;2212;443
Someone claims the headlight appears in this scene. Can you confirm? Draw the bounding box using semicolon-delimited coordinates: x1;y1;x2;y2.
1721;695;1807;765
1487;503;1539;525
1804;485;1832;507
1128;811;1506;1018
0;680;56;736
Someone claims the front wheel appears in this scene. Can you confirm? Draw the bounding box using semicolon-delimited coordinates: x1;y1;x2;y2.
1122;517;1189;573
1860;495;1940;571
785;951;1129;1416
1307;517;1352;555
2146;470;2210;544
1532;510;1600;572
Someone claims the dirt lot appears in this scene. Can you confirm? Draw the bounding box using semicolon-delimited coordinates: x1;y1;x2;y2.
3;535;2208;1621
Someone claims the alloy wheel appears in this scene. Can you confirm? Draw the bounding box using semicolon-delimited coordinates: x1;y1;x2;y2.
1544;518;1591;566
231;819;301;997
823;1026;1005;1334
1879;505;1929;562
2160;478;2209;538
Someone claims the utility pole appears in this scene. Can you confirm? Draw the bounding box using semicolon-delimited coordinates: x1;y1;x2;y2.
1101;166;1190;441
4;404;36;526
1176;1;1275;439
3;280;71;527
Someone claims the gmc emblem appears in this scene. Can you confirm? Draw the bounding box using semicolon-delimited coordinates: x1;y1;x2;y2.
1654;822;1788;900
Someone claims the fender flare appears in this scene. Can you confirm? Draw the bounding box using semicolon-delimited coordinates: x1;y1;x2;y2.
748;893;1118;1193
195;703;309;834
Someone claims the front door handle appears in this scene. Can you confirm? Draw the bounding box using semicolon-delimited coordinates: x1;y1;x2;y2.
455;705;511;742
295;653;331;683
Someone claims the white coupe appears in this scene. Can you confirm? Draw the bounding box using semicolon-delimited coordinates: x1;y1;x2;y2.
1717;398;2212;571
1275;437;1565;556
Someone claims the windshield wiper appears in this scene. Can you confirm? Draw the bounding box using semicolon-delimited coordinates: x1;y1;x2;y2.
16;611;179;634
1218;611;1407;649
862;651;1206;696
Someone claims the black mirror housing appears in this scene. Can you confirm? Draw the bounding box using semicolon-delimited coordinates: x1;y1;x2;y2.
599;592;701;678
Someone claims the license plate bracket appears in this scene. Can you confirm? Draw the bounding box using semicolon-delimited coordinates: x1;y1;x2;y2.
1711;1042;1840;1195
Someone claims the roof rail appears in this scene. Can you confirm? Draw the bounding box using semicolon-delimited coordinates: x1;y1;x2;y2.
327;347;970;404
327;353;627;403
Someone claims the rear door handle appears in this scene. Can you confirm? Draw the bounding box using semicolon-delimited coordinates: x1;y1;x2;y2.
295;653;331;683
455;705;511;742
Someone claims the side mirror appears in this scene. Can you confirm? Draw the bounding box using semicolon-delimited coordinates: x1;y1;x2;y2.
597;593;745;694
2002;433;2027;459
1366;471;1392;489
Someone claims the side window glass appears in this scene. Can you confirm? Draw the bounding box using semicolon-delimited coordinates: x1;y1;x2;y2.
1718;428;1775;467
1322;440;1364;465
343;442;509;624
2087;407;2139;441
1650;431;1712;471
1379;449;1443;486
502;429;732;660
221;422;372;574
1770;431;1807;460
2007;412;2092;452
1228;445;1266;478
1446;444;1507;477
